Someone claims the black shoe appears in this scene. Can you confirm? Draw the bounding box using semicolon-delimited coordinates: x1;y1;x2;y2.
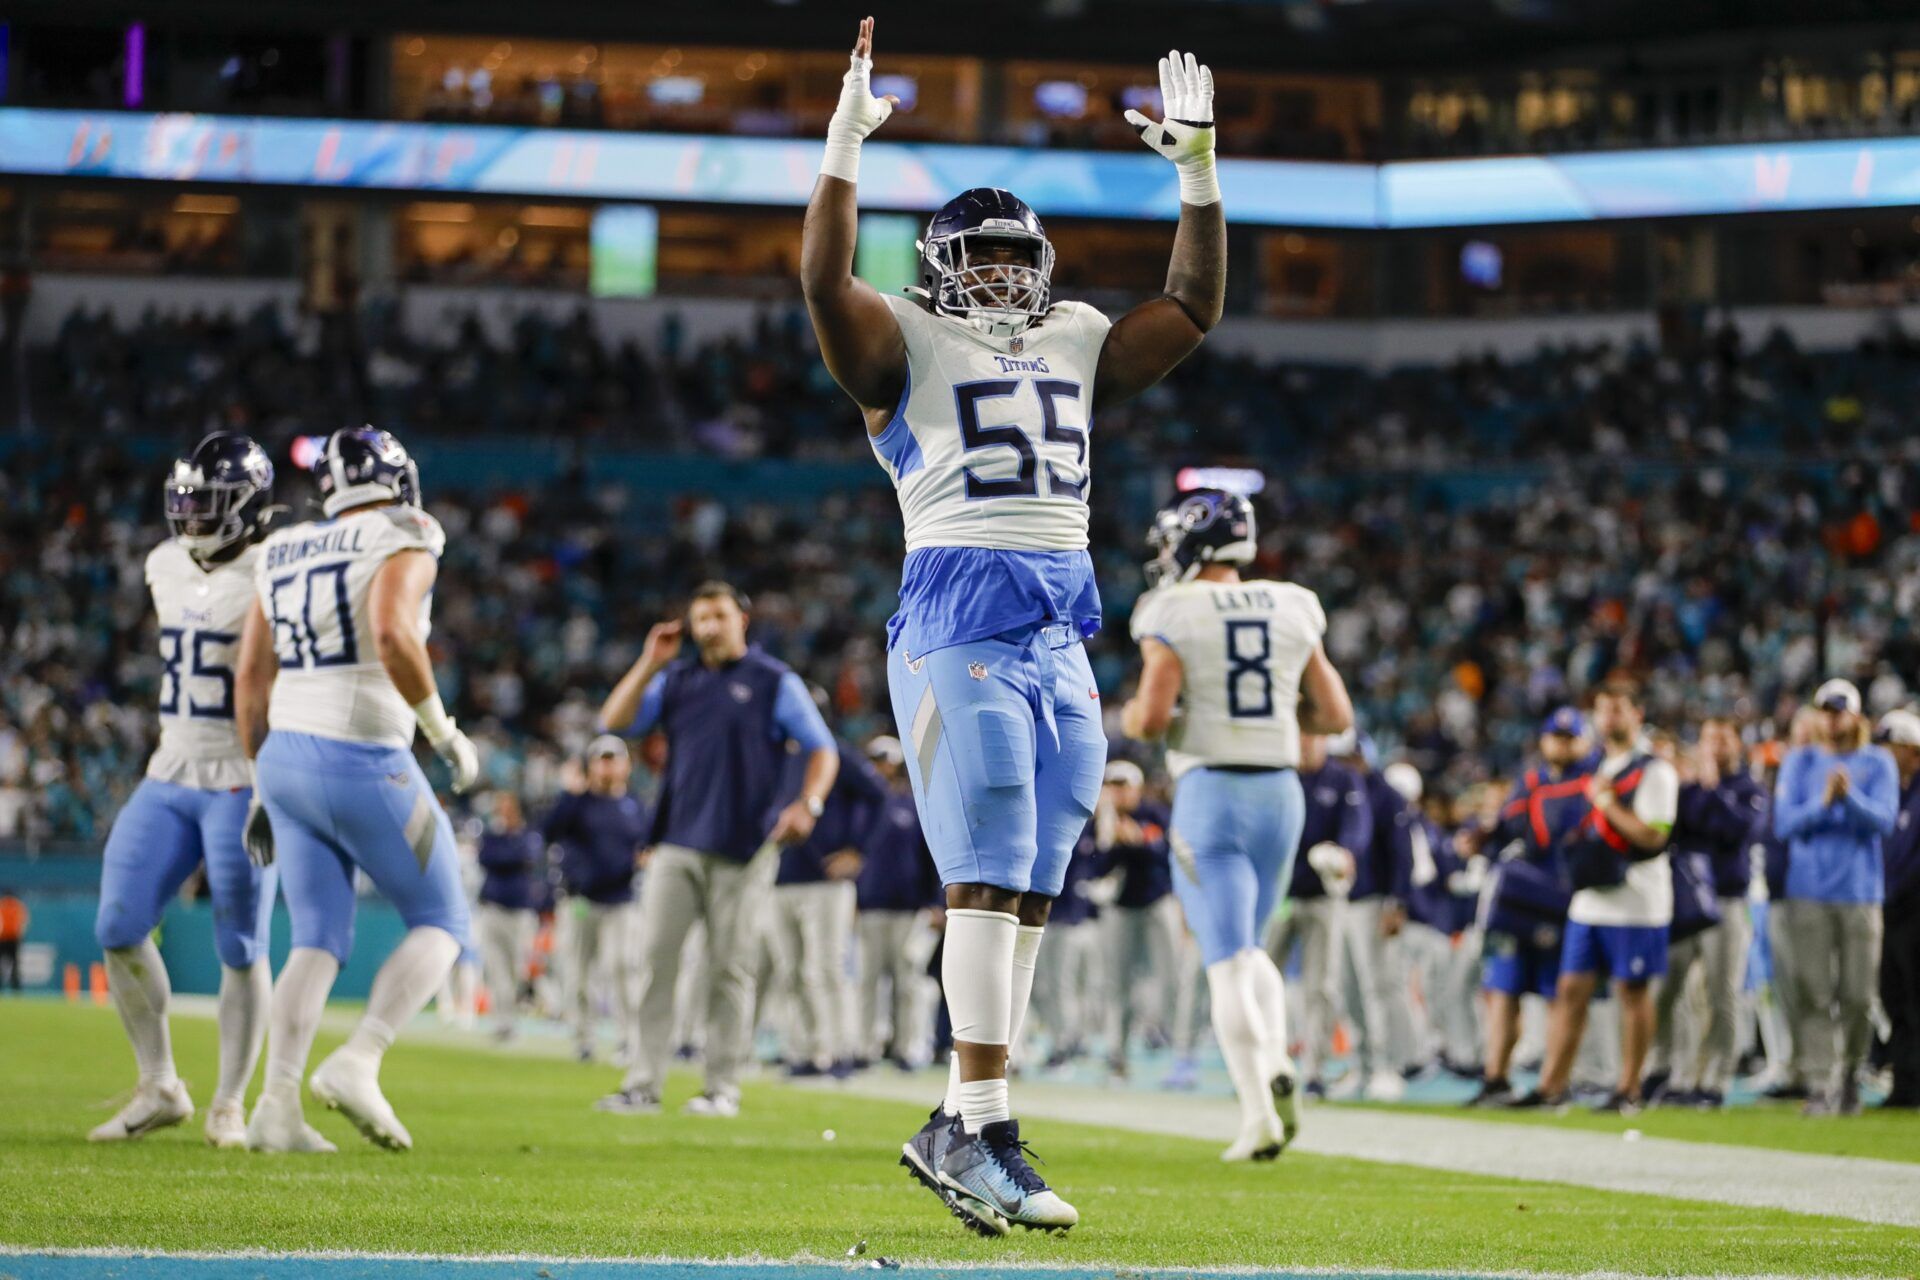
1692;1089;1725;1110
1640;1069;1670;1101
1506;1088;1570;1110
900;1108;1002;1237
1464;1078;1514;1108
1591;1090;1642;1115
785;1062;826;1079
1763;1080;1811;1101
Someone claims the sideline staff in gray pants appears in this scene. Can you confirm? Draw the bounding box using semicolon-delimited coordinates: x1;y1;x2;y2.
1772;679;1897;1115
592;583;838;1117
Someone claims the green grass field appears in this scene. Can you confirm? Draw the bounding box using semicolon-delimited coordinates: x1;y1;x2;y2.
2;1000;1917;1275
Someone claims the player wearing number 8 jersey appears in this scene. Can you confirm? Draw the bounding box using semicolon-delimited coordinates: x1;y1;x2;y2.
90;433;279;1150
235;426;479;1155
801;16;1224;1236
1122;489;1353;1163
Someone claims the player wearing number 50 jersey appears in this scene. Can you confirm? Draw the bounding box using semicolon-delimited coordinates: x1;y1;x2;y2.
234;426;479;1156
802;16;1224;1236
1122;489;1353;1164
90;433;280;1150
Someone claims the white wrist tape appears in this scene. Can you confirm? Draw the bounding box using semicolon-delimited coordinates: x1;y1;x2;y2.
1177;154;1221;207
820;126;863;184
411;693;456;746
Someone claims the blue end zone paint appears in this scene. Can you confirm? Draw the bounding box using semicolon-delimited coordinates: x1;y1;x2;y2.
1;1261;1492;1280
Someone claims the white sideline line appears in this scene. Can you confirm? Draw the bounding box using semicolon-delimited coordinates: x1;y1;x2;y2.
820;1072;1920;1230
159;997;1920;1229
0;1247;1873;1279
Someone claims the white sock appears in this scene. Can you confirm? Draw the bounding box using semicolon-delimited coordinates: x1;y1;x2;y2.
345;927;461;1065
1009;925;1045;1052
104;941;176;1088
943;1053;963;1117
214;961;270;1108
1247;947;1296;1081
1207;955;1278;1131
942;909;1016;1133
956;1077;1011;1132
264;947;340;1098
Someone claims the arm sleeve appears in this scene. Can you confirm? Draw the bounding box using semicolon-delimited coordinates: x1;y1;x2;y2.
541;795;577;844
773;672;835;752
1772;750;1828;840
1839;753;1900;837
625;674;668;737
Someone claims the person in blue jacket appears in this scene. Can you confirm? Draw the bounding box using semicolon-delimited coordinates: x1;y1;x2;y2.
855;736;944;1069
1773;679;1898;1115
474;792;547;1043
769;726;888;1077
1872;709;1920;1109
1265;733;1371;1095
545;736;651;1062
1647;715;1767;1107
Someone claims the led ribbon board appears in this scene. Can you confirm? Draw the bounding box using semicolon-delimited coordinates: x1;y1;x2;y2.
4;107;1919;229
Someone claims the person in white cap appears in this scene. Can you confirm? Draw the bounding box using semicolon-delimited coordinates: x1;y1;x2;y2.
1872;708;1920;1108
1773;678;1899;1115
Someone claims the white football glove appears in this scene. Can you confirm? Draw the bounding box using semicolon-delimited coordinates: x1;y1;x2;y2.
412;693;481;794
243;795;275;869
821;18;898;183
1124;50;1219;206
431;726;481;795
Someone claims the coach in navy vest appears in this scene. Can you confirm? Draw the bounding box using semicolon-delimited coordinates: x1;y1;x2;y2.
593;581;838;1118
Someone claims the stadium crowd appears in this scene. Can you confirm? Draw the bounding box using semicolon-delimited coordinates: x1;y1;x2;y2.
34;299;1920;467
4;307;1918;1118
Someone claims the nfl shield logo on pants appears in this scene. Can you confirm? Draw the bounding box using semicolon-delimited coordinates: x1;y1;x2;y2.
968;662;989;681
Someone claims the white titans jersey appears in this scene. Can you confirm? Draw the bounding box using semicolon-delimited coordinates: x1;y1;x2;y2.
256;504;445;750
143;539;259;790
872;293;1111;553
1130;578;1326;779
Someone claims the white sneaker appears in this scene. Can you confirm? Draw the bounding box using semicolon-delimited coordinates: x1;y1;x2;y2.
682;1091;740;1117
1326;1071;1364;1100
245;1089;337;1154
1270;1066;1301;1150
1221;1112;1285;1163
89;1079;193;1142
1366;1069;1407;1103
204;1100;248;1149
309;1049;412;1151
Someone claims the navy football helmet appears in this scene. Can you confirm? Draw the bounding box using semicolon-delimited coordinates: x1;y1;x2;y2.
314;426;420;517
918;187;1055;338
163;432;275;561
1144;488;1257;587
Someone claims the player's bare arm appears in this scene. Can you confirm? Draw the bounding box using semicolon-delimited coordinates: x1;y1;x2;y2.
800;16;907;421
1297;644;1354;735
1094;51;1227;412
601;619;682;732
235;599;278;762
1121;638;1185;740
372;547;480;792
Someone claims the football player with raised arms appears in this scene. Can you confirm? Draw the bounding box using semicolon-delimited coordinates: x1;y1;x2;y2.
1121;489;1353;1162
89;434;280;1149
800;16;1225;1235
234;427;480;1154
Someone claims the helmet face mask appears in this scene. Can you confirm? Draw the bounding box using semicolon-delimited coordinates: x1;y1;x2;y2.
164;433;274;560
918;190;1054;339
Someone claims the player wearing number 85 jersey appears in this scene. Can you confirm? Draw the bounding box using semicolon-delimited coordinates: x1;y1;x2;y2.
235;426;479;1156
802;16;1225;1236
1122;489;1353;1164
91;433;280;1150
